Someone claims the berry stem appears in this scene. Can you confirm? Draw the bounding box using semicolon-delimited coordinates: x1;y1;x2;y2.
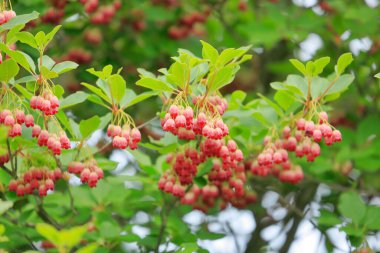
6;138;16;177
314;75;339;103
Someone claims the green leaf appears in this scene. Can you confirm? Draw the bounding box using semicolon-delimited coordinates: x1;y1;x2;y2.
209;65;236;92
175;243;199;253
35;223;60;246
34;31;46;50
82;82;111;104
317;210;342;227
374;73;380;79
364;206;380;230
0;12;39;32
59;225;87;249
336;53;353;75
338;191;366;224
289;59;307;76
45;25;61;46
108;74;126;104
124;91;158;108
16;31;38;49
136;77;174;92
14;84;33;99
80;116;101;139
274;91;296;111
257;93;283;117
313;57;330;76
87;65;113;80
60;91;89;109
201;40;219;64
0;59;19;82
40;66;58;79
167;61;187;89
0;200;13;215
75;243;98;253
305;61;315;76
325;74;354;96
53;84;65;99
99;222;121;239
39;55;56;70
0;43;33;73
52;61;78;74
7;24;25;45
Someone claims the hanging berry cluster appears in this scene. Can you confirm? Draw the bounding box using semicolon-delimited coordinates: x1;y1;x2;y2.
68;160;104;188
0;8;16;25
161;95;229;141
158;138;256;212
138;43;255;212
0;109;34;137
79;0;122;25
107;110;141;151
30;92;60;116
251;111;342;184
8;167;69;197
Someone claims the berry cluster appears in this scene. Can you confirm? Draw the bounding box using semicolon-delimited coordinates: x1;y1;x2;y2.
62;48;93;65
161;95;229;141
158;139;255;212
33;129;71;155
0;109;35;137
151;0;179;8
168;11;209;40
8;167;69;197
107;124;141;150
30;92;60;116
251;111;341;184
0;10;16;25
68;160;104;188
84;28;103;45
41;7;64;25
79;0;121;25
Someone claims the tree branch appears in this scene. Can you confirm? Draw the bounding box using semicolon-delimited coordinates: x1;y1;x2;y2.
154;195;176;253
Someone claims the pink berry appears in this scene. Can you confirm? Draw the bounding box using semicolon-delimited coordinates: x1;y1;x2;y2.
131;128;141;143
332;130;342;142
25;114;34;127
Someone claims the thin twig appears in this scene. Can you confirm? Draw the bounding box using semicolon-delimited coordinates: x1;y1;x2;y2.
137;116;158;130
1;164;13;177
35;196;62;229
6;138;15;176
